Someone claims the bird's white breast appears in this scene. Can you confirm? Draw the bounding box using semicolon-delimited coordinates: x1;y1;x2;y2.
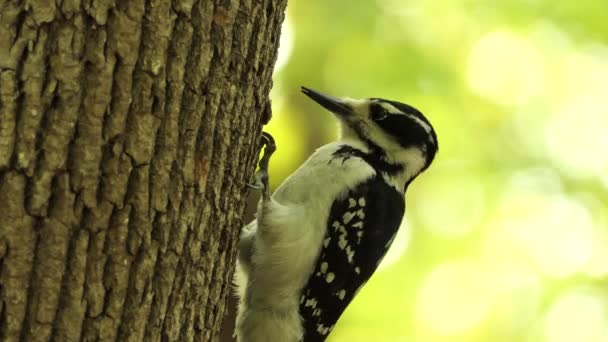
273;142;376;208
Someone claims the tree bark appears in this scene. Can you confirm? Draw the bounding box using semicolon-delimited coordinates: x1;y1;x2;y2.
0;0;286;341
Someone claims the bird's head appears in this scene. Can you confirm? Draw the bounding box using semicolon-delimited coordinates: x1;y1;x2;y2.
302;86;438;185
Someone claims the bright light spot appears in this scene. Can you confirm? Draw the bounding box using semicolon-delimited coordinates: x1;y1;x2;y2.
510;107;552;158
545;49;608;178
273;15;293;74
603;175;608;190
417;259;495;335
530;20;574;57
467;30;546;106
485;173;596;278
412;161;485;237
557;46;608;100
507;167;564;195
577;194;608;278
518;197;595;278
486;261;542;333
543;290;608;342
375;0;424;43
377;220;410;271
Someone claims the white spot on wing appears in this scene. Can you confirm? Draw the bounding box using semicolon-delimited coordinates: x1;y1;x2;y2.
342;211;355;224
323;237;331;247
355;266;361;274
338;236;347;250
326;272;335;283
317;323;331;335
305;298;318;308
348;198;357;208
338;289;346;300
320;262;328;274
352;221;364;229
356;209;365;219
358;197;366;207
345;245;355;263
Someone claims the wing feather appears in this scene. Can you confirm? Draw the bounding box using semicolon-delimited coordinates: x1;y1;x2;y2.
299;175;405;341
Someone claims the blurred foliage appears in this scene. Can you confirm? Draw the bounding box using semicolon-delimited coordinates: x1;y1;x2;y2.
264;0;608;341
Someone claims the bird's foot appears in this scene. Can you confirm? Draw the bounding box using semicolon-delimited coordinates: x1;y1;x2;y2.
246;132;276;200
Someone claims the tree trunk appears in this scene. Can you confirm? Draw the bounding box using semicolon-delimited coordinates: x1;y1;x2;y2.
0;0;286;341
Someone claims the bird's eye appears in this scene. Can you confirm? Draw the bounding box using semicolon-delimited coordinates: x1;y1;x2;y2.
372;105;389;121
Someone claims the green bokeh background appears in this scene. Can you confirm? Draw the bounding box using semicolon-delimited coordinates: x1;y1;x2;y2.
263;1;608;341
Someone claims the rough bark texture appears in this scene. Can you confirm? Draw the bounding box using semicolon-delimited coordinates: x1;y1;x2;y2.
0;0;286;341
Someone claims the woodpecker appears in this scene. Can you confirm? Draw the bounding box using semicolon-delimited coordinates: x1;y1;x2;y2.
234;87;438;342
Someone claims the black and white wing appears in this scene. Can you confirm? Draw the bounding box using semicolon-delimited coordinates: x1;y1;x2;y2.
299;174;405;341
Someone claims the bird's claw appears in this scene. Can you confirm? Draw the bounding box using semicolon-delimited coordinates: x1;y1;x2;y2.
247;132;276;200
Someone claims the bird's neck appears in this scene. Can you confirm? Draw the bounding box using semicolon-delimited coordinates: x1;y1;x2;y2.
337;138;426;193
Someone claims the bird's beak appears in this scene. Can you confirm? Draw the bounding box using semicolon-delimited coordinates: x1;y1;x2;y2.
301;86;352;117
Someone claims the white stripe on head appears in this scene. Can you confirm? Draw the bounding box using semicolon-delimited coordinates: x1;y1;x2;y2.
341;98;371;116
379;102;434;143
407;113;433;135
379;102;403;115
